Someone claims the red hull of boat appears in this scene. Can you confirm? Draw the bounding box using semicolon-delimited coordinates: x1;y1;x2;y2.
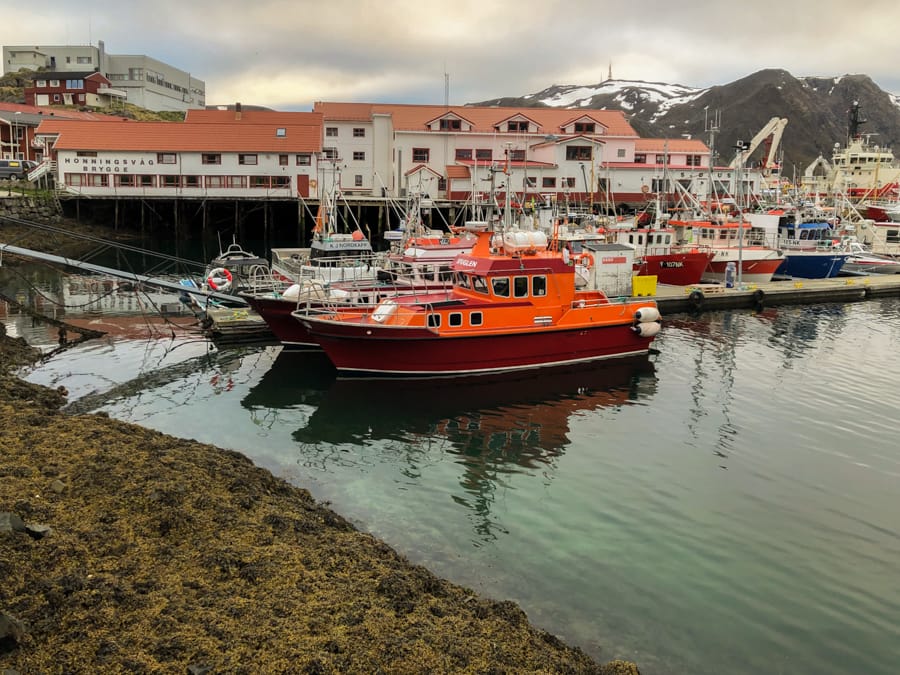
243;295;318;348
705;257;783;283
635;251;715;285
299;320;654;376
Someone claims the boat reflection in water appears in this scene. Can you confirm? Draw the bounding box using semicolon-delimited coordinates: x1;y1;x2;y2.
243;349;658;539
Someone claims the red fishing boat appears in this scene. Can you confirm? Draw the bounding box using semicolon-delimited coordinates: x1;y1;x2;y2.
293;225;662;377
606;219;714;285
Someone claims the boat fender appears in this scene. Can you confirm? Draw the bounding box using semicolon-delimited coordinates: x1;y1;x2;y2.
688;289;704;308
281;283;302;300
207;267;233;292
633;321;661;338
634;306;660;323
372;299;398;323
753;288;765;308
863;285;872;299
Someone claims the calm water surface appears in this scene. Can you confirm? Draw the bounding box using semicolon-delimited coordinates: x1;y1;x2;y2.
5;271;899;675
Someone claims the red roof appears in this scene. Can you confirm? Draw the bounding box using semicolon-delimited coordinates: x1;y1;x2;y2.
634;138;709;153
446;165;471;179
313;102;639;137
185;109;323;126
35;119;322;153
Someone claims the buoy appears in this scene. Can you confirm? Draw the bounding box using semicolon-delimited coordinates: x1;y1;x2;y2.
688;289;704;309
207;267;233;292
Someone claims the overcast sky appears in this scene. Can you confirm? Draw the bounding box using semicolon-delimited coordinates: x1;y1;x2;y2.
5;0;900;109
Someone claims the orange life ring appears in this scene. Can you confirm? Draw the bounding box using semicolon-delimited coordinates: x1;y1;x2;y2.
575;252;594;269
207;267;233;291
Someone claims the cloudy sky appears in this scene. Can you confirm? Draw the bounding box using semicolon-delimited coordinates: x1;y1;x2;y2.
4;0;900;109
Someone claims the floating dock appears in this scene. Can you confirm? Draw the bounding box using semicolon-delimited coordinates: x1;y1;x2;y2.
650;274;900;314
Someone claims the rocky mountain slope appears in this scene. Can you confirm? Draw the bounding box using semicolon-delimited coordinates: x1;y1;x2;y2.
474;69;900;175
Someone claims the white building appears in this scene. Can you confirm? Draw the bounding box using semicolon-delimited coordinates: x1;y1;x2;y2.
3;41;205;112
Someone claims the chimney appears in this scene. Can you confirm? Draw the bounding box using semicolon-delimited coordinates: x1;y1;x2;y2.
235;102;242;121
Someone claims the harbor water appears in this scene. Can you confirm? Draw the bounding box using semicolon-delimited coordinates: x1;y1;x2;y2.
3;268;899;675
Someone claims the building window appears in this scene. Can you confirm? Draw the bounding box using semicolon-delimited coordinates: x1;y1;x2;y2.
686;155;702;166
206;176;226;188
566;146;592;161
157;153;177;164
656;154;666;164
455;149;472;160
617;148;626;158
35;79;46;87
475;148;492;161
249;176;270;188
524;176;536;188
76;151;97;158
161;175;180;187
53;94;60;102
296;154;311;166
574;122;596;133
323;147;338;160
49;79;60;87
114;175;134;187
353;151;365;161
136;175;154;187
183;175;201;188
279;154;288;166
226;176;246;188
202;153;221;165
76;56;92;64
439;118;461;131
542;176;556;188
507;120;528;132
354;174;363;187
509;149;525;161
353;127;365;137
412;148;429;162
564;177;576;188
272;176;290;187
77;94;85;102
438;177;446;191
65;80;84;89
276;127;286;137
325;127;338;137
634;153;647;164
238;154;258;165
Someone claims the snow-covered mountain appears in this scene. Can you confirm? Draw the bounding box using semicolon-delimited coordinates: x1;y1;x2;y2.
472;70;900;170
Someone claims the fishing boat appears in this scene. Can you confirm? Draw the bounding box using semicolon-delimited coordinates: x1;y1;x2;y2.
269;187;382;285
767;212;848;279
669;214;784;284
292;223;662;377
837;240;900;275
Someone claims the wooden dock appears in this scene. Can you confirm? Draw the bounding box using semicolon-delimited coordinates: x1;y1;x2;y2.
650;274;900;314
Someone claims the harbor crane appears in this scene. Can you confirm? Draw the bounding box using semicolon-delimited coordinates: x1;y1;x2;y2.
729;116;789;170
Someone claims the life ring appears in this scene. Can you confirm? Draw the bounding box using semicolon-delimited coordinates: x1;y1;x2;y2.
641;185;650;194
309;179;317;189
207;267;233;292
575;252;594;269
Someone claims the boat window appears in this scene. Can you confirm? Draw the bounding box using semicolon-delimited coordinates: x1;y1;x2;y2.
427;313;441;328
532;275;547;296
491;277;510;297
449;312;463;327
472;276;489;294
470;312;483;326
439;267;454;282
456;273;470;289
514;276;529;298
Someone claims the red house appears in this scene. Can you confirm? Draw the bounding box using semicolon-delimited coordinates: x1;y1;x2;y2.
25;71;125;108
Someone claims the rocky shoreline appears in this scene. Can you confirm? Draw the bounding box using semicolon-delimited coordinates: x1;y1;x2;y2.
0;319;640;673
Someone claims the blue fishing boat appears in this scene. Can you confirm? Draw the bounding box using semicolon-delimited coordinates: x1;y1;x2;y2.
774;218;849;279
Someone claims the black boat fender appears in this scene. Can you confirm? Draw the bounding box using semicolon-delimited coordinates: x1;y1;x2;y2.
753;288;766;308
688;289;704;309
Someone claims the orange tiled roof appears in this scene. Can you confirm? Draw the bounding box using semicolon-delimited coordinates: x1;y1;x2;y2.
446;165;471;179
634;138;709;153
313;102;639;137
185;109;323;126
35;119;322;153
